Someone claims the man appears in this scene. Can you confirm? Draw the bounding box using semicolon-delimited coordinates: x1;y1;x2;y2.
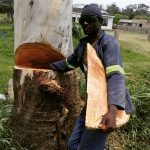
50;4;135;150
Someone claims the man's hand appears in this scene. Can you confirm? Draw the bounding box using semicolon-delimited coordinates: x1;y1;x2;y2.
98;105;117;132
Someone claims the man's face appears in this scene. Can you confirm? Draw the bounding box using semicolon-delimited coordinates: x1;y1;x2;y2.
79;15;101;35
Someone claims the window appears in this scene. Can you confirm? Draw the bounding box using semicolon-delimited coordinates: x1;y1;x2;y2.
72;17;76;22
139;23;142;27
102;18;108;26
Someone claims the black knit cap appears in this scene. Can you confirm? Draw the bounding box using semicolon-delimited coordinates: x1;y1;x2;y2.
80;4;102;18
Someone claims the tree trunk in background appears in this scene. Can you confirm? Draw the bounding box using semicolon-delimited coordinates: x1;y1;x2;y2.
14;0;73;56
11;0;82;149
8;0;13;23
114;29;119;41
147;32;150;41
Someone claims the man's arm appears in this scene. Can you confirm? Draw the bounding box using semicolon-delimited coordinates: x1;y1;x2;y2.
49;44;80;72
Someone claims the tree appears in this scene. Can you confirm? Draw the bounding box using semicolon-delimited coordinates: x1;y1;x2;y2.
122;3;150;19
106;3;121;15
113;14;128;24
11;0;82;149
135;3;150;16
122;4;137;19
0;0;13;22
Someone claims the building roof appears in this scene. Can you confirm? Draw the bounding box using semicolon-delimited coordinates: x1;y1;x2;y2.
119;19;133;23
133;19;150;23
73;7;82;13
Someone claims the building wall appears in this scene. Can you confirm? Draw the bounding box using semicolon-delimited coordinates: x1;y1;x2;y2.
72;12;80;23
102;17;113;30
72;12;114;30
132;20;150;28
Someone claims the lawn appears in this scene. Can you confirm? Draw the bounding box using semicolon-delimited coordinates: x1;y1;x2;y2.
0;24;14;93
107;30;150;55
0;13;6;20
107;30;150;77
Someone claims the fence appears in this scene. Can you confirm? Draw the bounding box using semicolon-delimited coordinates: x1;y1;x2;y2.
118;25;150;34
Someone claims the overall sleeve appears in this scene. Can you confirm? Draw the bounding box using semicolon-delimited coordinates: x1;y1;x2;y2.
50;43;81;72
103;36;125;109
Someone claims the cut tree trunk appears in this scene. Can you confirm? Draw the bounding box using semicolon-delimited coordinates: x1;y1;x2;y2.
11;67;81;149
11;0;82;149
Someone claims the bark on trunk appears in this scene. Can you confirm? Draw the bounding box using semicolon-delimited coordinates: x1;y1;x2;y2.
11;66;81;150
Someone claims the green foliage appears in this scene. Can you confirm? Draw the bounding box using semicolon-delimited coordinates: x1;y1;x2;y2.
114;13;128;24
77;69;86;100
0;3;10;13
72;22;85;50
122;3;150;19
106;3;121;15
134;15;150;20
0;0;13;14
72;23;84;39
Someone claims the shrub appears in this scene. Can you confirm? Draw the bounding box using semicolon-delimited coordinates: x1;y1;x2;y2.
72;23;84;38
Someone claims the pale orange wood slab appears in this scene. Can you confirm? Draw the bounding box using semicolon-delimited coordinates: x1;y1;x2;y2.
86;43;130;129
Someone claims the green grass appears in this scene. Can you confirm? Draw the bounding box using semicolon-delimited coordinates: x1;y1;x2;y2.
0;101;12;150
0;24;14;93
0;13;6;20
121;42;150;79
106;32;150;149
107;30;150;55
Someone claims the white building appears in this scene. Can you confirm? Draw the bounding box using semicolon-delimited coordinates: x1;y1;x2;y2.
72;4;114;30
119;19;133;26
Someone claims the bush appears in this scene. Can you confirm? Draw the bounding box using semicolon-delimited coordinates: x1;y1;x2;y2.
72;23;84;38
114;13;129;24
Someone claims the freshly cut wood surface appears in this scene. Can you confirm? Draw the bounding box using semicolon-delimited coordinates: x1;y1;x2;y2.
15;43;65;69
86;43;130;129
86;43;108;129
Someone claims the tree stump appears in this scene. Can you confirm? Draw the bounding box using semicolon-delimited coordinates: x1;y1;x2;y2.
11;0;82;149
11;66;82;150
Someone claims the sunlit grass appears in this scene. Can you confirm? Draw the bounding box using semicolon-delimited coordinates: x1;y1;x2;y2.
0;24;14;93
